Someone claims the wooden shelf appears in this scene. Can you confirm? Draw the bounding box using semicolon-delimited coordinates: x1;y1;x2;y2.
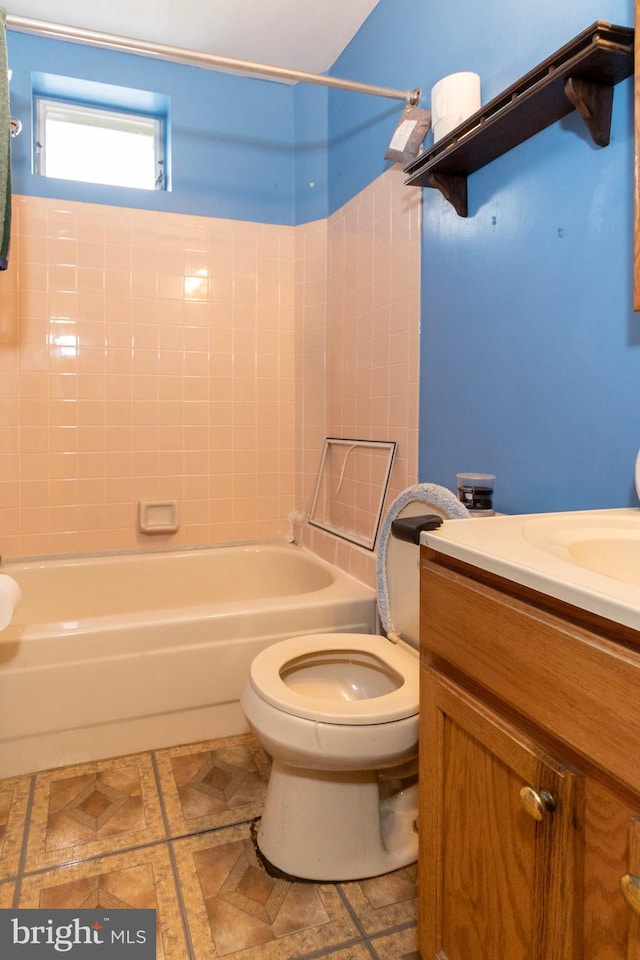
404;21;634;217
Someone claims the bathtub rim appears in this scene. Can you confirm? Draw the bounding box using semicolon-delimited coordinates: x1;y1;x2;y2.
0;540;376;640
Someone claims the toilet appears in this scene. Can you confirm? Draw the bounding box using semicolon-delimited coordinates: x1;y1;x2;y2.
241;483;469;881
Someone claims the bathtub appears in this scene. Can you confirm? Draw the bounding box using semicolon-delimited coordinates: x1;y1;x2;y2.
0;543;376;778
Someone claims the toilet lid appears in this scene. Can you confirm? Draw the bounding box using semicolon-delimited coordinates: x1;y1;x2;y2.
249;633;419;724
376;483;469;649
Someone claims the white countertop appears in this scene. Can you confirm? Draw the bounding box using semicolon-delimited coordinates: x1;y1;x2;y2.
421;507;640;632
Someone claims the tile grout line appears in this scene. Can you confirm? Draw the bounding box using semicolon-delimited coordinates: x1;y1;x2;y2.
166;839;196;960
336;882;369;937
367;920;419;960
12;816;264;881
11;774;36;907
334;884;419;960
285;933;374;960
363;939;380;959
150;749;196;960
149;748;172;838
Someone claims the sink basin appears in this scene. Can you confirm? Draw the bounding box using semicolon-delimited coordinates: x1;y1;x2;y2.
522;512;640;587
567;539;640;586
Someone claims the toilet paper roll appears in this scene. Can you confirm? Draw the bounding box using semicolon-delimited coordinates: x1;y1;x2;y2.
431;71;481;142
0;574;21;631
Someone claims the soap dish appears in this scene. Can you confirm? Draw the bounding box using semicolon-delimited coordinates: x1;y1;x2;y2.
138;500;179;535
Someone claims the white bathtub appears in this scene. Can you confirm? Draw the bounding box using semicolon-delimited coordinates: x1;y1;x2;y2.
0;543;376;777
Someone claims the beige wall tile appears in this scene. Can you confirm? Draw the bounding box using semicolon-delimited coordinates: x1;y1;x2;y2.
1;171;420;578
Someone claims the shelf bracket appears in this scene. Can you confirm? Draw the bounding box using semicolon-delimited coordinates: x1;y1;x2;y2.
404;23;633;216
429;172;468;218
563;76;614;147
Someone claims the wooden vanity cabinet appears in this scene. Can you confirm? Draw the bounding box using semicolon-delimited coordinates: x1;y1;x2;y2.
419;546;640;960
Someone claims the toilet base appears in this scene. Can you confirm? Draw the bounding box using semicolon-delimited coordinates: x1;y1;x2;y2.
256;759;418;881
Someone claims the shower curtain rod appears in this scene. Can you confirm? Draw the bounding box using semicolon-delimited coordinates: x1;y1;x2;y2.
6;14;421;105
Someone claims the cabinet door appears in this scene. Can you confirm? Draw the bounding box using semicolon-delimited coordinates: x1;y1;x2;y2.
419;668;583;960
584;786;640;959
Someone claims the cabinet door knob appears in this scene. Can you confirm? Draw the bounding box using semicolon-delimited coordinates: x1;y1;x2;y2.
519;786;557;821
621;874;640;916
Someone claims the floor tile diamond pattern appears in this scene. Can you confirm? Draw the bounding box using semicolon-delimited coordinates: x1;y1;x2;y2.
62;778;130;831
156;734;271;837
0;734;417;960
218;844;289;924
25;753;165;871
192;757;249;802
18;847;188;960
173;824;360;958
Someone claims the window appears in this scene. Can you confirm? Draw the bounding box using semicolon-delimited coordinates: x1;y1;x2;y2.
35;98;167;191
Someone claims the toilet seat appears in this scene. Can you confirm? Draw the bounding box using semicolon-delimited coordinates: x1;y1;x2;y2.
248;632;419;725
247;485;469;732
247;485;468;731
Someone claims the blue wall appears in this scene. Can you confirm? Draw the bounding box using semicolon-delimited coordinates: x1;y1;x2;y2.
420;0;637;513
330;0;639;514
7;30;299;225
326;0;430;214
294;83;329;224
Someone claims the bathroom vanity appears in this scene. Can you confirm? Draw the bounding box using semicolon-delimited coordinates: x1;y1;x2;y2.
418;510;640;960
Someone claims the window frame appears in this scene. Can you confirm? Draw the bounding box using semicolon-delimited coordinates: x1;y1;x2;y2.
34;96;168;191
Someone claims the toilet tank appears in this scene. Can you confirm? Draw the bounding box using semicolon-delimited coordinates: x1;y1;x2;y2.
378;484;469;651
384;502;432;650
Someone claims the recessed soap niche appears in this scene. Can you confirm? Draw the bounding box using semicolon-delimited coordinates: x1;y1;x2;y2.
308;438;397;550
138;500;180;535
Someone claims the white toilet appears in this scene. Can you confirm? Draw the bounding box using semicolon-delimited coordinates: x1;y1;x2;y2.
241;483;469;881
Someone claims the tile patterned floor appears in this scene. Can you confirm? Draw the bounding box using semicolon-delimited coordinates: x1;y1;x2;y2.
0;734;419;959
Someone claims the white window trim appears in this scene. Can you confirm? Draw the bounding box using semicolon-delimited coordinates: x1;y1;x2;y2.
34;97;167;190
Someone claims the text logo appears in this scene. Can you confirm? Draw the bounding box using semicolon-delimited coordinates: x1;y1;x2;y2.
0;909;156;957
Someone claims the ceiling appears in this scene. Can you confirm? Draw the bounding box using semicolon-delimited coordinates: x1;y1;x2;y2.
5;0;383;78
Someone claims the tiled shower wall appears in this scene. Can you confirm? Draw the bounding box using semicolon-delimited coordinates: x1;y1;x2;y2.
0;168;420;581
0;197;297;558
295;170;421;585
